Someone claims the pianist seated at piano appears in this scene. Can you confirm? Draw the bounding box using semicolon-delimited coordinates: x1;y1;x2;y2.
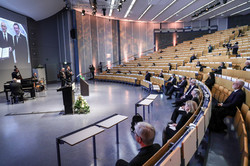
12;68;22;79
10;78;24;102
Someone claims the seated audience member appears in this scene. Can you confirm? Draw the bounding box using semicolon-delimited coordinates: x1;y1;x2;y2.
232;42;239;55
208;44;213;53
138;71;142;75
172;79;198;107
243;60;250;71
162;100;198;145
116;122;161;166
196;61;202;67
128;70;132;74
166;76;187;99
209;80;245;132
158;70;164;78
159;50;163;53
152;63;156;66
12;68;22;79
170;89;201;124
164;74;176;95
106;68;110;73
145;71;151;81
137;63;141;67
196;61;206;72
116;69;121;74
158;56;163;59
168;63;172;70
122;63;126;67
10;78;24;102
205;72;215;90
148;56;152;60
189;54;197;63
213;62;226;74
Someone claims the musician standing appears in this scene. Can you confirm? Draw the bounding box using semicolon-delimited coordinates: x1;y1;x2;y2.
59;68;66;87
65;66;74;84
11;68;22;79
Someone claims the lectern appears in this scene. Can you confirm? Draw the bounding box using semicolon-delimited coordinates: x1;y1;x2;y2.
57;85;74;114
80;78;89;96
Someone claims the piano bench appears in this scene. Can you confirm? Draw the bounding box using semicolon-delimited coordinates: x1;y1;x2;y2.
10;94;24;104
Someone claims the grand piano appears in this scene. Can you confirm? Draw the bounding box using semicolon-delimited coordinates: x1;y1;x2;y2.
4;78;36;102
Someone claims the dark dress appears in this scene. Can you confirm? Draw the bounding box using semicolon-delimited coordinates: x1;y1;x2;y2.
163;112;193;145
205;77;215;90
116;144;161;166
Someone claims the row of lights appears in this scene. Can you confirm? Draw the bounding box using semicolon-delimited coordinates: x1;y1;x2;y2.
81;0;126;16
117;0;126;12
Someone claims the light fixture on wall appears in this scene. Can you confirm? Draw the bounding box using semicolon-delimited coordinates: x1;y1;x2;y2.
82;9;85;16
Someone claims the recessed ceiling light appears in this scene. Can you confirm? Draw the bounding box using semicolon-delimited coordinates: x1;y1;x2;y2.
124;0;137;18
151;0;177;21
138;5;152;20
164;0;196;21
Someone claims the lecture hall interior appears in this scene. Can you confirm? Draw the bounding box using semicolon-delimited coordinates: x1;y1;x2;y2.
1;0;250;166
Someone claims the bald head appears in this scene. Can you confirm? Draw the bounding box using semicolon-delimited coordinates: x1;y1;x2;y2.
233;80;244;90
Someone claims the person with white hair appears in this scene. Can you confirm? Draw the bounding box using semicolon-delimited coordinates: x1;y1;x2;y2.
116;122;161;166
162;100;198;145
243;60;250;71
209;80;245;132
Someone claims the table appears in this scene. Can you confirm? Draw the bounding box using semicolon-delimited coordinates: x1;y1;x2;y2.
96;115;128;143
56;126;104;166
135;99;154;120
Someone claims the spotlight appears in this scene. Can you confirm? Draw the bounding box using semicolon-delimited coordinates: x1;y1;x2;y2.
223;0;227;4
65;3;70;10
117;5;122;12
82;9;85;16
102;8;106;16
122;0;126;2
119;0;122;5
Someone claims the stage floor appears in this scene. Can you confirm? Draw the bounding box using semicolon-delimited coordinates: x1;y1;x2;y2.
0;81;173;166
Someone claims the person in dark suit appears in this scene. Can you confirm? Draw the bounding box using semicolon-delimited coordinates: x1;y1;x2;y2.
10;78;24;102
232;42;238;55
145;71;151;81
59;68;66;87
158;70;164;78
166;76;187;99
170;88;201;124
13;23;28;64
89;64;95;79
162;100;197;145
214;62;226;74
0;22;14;63
208;44;213;53
165;74;177;95
243;60;250;71
65;66;74;84
172;79;198;106
189;54;197;63
205;72;215;90
209;80;245;132
116;122;161;166
168;63;172;70
11;68;22;79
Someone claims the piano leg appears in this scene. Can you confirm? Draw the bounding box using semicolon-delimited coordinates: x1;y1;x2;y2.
5;91;10;102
